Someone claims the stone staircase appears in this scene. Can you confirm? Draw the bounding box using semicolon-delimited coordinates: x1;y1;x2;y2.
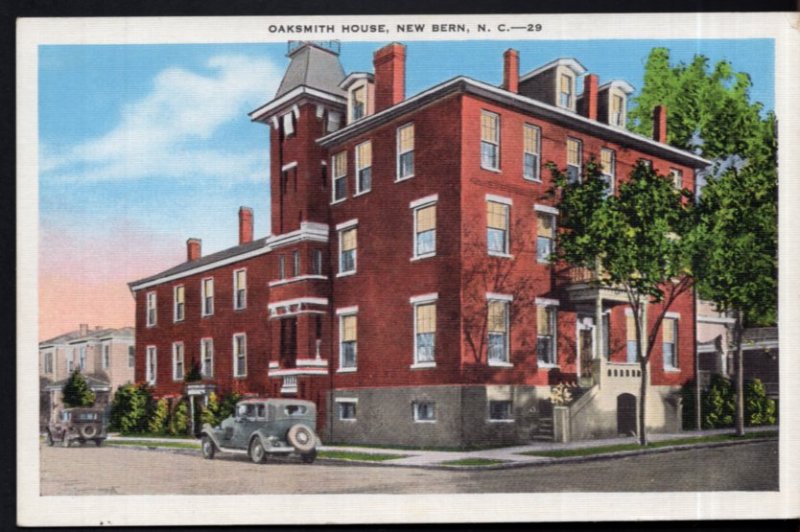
531;416;554;441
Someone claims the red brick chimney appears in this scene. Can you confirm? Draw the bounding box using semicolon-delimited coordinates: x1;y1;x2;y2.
239;206;253;245
582;74;598;120
653;105;668;143
373;42;406;112
187;238;202;261
503;49;519;93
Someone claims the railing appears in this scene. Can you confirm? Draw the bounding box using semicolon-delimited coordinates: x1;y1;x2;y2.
280;375;298;394
604;362;642;379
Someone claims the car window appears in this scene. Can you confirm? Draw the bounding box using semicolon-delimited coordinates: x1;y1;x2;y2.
76;412;97;421
256;404;266;419
61;412;71;422
238;404;256;418
284;405;308;416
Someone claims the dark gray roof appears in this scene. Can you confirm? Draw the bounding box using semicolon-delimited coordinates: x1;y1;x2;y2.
275;43;346;99
129;237;269;289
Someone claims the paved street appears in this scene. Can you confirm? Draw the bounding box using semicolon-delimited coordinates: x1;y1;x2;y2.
40;440;777;495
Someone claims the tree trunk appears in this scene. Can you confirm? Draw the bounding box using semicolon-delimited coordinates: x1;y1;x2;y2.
694;289;702;430
638;359;648;445
735;309;745;436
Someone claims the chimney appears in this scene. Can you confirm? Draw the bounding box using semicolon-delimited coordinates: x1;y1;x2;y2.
502;49;519;93
373;42;406;112
239;206;254;245
582;74;598;120
79;324;88;336
653;105;668;143
187;238;202;262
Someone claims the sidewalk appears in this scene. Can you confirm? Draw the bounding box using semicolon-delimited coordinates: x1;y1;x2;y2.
108;425;778;468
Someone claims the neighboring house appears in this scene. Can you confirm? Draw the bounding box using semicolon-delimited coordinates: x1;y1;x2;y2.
128;41;709;447
39;324;135;429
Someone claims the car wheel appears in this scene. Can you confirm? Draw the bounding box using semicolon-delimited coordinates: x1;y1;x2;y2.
249;438;267;464
201;436;215;460
45;431;54;447
94;438;103;447
287;424;316;453
80;425;98;439
301;449;317;464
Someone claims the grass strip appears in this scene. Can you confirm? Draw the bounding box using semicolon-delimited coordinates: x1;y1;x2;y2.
117;432;196;440
520;431;778;458
440;458;508;467
106;440;200;450
318;450;407;462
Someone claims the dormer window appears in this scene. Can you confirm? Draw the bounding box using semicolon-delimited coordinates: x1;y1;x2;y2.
518;58;586;111
599;81;634;128
559;73;574;109
611;94;624;127
352;86;366;121
340;72;374;125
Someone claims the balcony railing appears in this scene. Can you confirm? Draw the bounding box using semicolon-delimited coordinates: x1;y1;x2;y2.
280;375;298;395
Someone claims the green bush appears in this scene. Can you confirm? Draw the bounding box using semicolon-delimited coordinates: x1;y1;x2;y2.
148;398;170;434
200;392;220;427
169;399;190;436
62;370;96;407
702;375;736;429
745;378;777;426
110;383;152;433
217;392;242;425
681;375;777;430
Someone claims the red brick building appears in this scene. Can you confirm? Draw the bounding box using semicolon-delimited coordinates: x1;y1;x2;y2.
129;41;708;447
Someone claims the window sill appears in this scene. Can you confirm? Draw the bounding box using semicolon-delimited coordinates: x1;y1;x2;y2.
337;367;357;373
414;420;437;424
664;367;681;373
353;190;371;198
488;361;514;368
410;362;436;369
330;198;347;206
488;252;513;259
173;318;185;324
201;313;214;318
481;165;502;173
410;253;436;262
233;307;247;312
487;418;515;423
395;174;414;182
538;363;559;369
523;176;543;183
336;271;356;278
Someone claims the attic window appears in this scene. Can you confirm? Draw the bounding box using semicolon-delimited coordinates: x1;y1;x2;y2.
327;111;341;132
352;86;366;121
559;73;574;109
611;94;625;127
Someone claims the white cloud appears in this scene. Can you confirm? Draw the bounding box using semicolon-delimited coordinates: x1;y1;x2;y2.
42;54;281;183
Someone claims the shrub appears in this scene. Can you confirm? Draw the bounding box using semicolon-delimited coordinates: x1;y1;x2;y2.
148;398;170;434
110;383;152;433
680;378;699;430
217;392;242;425
62;370;95;407
185;359;202;383
702;375;736;429
745;378;777;426
169;399;190;436
200;392;220;427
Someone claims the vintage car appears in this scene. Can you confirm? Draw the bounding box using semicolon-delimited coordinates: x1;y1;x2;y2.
46;407;107;447
199;398;319;464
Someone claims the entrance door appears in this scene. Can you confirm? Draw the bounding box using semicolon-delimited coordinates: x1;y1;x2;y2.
577;315;595;380
280;317;297;368
617;393;637;436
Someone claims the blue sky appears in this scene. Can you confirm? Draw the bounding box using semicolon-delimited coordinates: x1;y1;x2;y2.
37;38;774;337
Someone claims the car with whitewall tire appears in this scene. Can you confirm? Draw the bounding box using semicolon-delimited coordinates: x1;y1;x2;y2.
45;407;107;447
199;398;319;464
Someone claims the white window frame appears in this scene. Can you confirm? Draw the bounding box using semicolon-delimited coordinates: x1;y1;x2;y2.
610;92;626;127
44;351;54;374
412;401;437;423
480;111;501;171
558;72;574;110
173;284;185;322
600;148;616;196
488;399;514;422
396;123;415;181
411;293;438;368
292;251;301;277
663;316;680;371
172;341;184;381
146;346;157;385
410;195;438;260
486;294;513;367
146;291;157;327
566;137;582;183
201;277;214;317
536;304;558;367
534;204;558;264
523;124;541;182
337;220;358;277
350;84;367;122
337;308;358;372
336;399;358;421
355;140;372;196
233;269;247;310
233;333;247;378
312;249;323;275
671;168;684;190
331;151;347;204
102;343;111;370
201;337;214;379
486;195;512;258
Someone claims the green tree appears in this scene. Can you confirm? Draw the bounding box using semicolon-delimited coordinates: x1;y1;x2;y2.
148;398;170;434
109;383;152;433
62;370;95;407
745;378;777;426
200;392;220;427
217;392;242;425
548;159;694;445
169;399;190;436
631;48;777;436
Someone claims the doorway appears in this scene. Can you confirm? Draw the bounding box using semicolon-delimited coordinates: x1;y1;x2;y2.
617;393;637;436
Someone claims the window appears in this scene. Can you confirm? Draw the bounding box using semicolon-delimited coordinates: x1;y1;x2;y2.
172;342;184;381
292;251;301;277
626;311;638;363
536;211;556;263
663;317;679;369
312;249;323;275
146;291;157;327
332;151;347;203
413;203;436;258
487;299;509;364
67;349;74;373
339;226;357;275
559;73;573;109
397;123;415;179
523;124;541;181
480;112;500;170
355;141;372;194
414;302;436;365
146;346;157;384
79;346;86;371
234;269;247;310
338;400;357;421
102;344;110;370
44;352;53;374
671;168;683;190
201;338;214;378
487;200;510;255
536;305;557;366
413;401;436;422
233;333;247;377
489;400;513;421
567;138;582;183
352;86;366;121
339;313;357;370
282;112;294;136
279;255;286;280
600;148;615;195
174;285;185;322
327;111;341;133
202;278;214;316
611;93;625;126
128;346;135;368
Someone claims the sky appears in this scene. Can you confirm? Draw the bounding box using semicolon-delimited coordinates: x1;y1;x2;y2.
37;38;774;340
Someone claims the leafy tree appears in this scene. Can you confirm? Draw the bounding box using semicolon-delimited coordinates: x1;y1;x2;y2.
547;159;694;445
702;375;736;429
745;378;777;426
148;398;170;434
630;48;777;436
217;392;242;425
200;392;220;427
109;383;152;433
169;399;190;436
62;370;95;407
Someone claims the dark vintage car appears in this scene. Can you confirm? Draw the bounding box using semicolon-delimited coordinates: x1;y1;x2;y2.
46;407;107;447
199;398;319;464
